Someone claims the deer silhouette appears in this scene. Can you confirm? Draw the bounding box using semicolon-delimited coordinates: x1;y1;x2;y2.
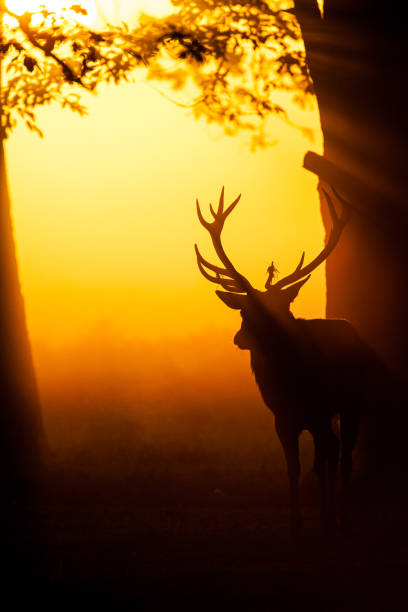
195;186;378;530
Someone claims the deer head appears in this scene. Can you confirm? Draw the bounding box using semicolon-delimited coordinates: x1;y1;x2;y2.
195;186;351;351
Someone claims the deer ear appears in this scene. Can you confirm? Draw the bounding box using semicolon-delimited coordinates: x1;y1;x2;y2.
215;290;246;309
281;275;311;303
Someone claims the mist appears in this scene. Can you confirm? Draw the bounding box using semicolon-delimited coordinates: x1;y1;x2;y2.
33;328;315;493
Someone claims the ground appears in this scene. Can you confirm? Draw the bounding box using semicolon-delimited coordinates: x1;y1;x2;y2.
9;464;408;611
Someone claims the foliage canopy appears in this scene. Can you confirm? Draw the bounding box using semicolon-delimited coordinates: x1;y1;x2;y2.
0;3;156;138
138;0;313;147
0;1;312;145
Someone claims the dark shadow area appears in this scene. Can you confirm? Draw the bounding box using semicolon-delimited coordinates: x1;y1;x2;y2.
7;344;408;612
10;451;408;612
5;332;408;611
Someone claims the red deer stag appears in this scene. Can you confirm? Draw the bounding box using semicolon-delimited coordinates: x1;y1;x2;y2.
195;186;377;530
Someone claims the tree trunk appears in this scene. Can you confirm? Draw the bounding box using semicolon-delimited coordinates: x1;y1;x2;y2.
294;1;408;471
295;0;408;376
0;137;45;489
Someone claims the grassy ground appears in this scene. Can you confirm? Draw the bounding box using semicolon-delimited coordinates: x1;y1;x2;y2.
9;461;408;611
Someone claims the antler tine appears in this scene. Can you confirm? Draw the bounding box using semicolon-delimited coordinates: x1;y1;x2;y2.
210;189;242;230
197;189;242;232
326;185;352;224
320;186;351;231
330;184;350;206
195;245;225;283
195;188;252;294
196;198;211;230
218;185;225;214
208;186;226;220
294;251;305;272
322;187;339;223
273;184;351;290
223;193;241;219
195;244;238;279
195;245;245;293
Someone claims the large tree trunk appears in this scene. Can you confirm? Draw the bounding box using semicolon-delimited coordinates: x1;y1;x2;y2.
294;1;408;470
0;137;45;490
295;0;408;373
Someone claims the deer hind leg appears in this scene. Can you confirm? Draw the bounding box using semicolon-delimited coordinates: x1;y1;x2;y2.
340;412;360;487
327;428;340;527
312;426;340;529
275;421;302;532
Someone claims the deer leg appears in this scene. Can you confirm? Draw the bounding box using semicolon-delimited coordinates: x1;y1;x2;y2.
312;427;339;529
340;414;359;487
276;422;302;532
312;432;328;527
340;412;360;531
326;428;340;528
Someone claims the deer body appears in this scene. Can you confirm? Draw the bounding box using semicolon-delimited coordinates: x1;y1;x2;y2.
195;187;374;529
248;317;368;418
233;296;374;528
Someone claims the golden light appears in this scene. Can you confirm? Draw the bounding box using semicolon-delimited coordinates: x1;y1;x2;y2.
94;0;174;23
4;1;175;26
4;0;98;25
4;0;323;437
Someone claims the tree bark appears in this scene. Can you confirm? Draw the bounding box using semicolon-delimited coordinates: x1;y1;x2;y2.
293;1;408;472
295;0;408;378
0;137;45;489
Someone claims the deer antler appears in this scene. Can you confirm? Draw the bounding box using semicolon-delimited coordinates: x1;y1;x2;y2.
272;185;352;290
195;187;253;294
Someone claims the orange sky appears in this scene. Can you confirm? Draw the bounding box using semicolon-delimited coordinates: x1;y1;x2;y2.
4;0;322;347
3;0;323;448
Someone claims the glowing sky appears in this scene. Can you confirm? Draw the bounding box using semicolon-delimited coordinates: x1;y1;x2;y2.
4;1;324;348
5;0;173;23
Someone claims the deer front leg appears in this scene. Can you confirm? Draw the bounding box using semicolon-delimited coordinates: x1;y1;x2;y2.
312;434;328;525
339;410;360;532
275;420;302;532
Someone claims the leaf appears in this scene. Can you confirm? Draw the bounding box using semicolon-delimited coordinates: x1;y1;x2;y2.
62;64;77;82
19;12;32;30
23;56;37;72
89;32;104;42
43;37;56;54
88;47;98;62
70;5;88;16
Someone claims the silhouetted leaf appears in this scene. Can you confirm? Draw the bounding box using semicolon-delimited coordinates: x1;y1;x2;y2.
62;64;77;82
43;37;56;54
70;5;88;16
23;56;37;72
89;32;104;42
0;0;311;144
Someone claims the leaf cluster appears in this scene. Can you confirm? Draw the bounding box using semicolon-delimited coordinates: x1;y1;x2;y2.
0;1;314;145
0;6;164;138
135;0;314;147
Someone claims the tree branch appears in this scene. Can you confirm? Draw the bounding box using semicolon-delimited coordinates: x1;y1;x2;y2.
4;8;84;85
